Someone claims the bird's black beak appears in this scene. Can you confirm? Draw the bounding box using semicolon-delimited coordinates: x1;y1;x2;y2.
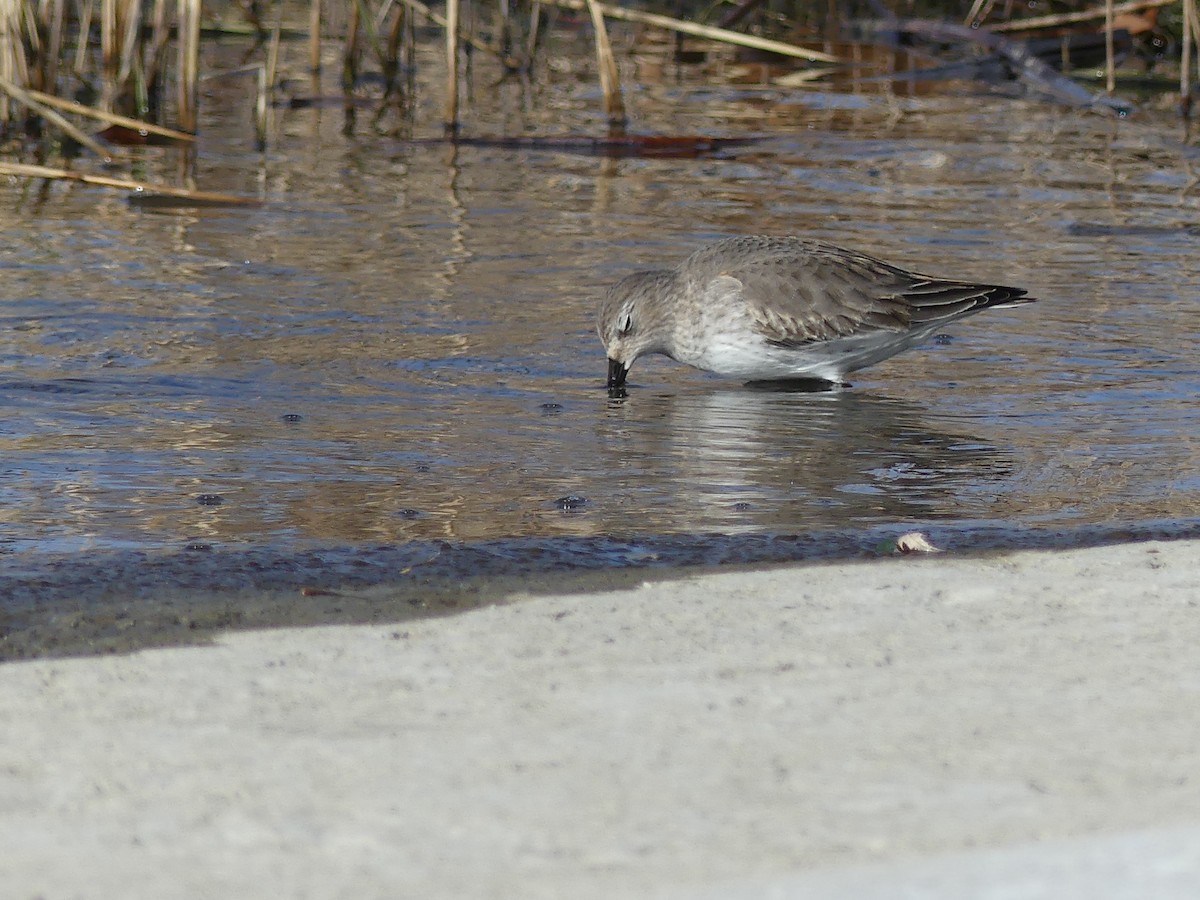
606;357;629;391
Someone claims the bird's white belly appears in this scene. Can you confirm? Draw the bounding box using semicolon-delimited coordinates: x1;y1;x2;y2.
692;335;840;380
679;327;931;383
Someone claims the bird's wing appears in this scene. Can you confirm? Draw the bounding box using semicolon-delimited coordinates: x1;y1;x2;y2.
698;241;1026;347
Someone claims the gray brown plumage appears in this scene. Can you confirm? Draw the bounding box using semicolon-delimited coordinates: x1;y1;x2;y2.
597;235;1033;391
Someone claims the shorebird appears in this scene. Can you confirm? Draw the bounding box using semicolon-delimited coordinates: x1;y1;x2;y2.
597;235;1033;392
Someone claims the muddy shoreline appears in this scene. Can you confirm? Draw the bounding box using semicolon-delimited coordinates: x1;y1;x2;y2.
4;519;1198;660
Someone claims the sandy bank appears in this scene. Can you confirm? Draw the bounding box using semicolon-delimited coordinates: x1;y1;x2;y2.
2;540;1199;897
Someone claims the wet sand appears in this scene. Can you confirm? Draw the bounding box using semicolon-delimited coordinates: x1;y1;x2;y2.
2;540;1199;897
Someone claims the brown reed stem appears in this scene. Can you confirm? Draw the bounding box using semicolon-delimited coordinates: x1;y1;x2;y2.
118;0;143;89
145;0;172;106
43;0;65;94
351;0;392;76
544;0;839;64
101;0;117;109
963;0;992;26
0;1;25;121
73;0;93;80
583;0;624;129
0;73;116;158
380;0;406;113
343;0;360;91
988;0;1174;32
176;0;200;132
494;0;511;58
395;0;504;62
21;84;194;140
309;0;322;73
1184;0;1196;117
258;12;281;150
527;2;545;67
1104;0;1115;94
0;160;262;205
444;0;459;133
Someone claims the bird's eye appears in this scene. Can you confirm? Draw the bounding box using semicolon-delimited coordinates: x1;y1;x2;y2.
619;315;633;336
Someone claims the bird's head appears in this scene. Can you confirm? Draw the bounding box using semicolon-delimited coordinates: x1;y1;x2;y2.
596;270;675;392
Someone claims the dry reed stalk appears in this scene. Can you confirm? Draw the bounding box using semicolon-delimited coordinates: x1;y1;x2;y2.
201;62;266;80
0;160;263;204
374;0;396;30
41;0;65;94
117;0;143;89
0;73;116;157
22;85;195;140
73;0;93;79
494;0;511;58
506;0;543;68
351;0;394;78
100;0;116;108
395;0;500;60
402;1;416;108
255;63;267;148
545;0;840;64
376;0;407;120
1104;0;1115;93
145;0;172;104
1184;0;1196;116
309;0;322;73
584;0;624;128
444;0;459;132
176;0;200;132
369;6;408;128
0;0;26;122
526;1;545;66
462;0;475;87
988;0;1174;32
773;66;836;86
260;12;282;148
22;0;42;77
343;0;360;90
717;0;766;30
963;0;994;26
384;2;406;81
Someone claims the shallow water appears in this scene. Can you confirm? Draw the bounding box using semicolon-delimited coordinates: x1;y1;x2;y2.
3;35;1200;624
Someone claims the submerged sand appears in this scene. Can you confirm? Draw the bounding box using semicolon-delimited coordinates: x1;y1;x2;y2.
2;540;1199;897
